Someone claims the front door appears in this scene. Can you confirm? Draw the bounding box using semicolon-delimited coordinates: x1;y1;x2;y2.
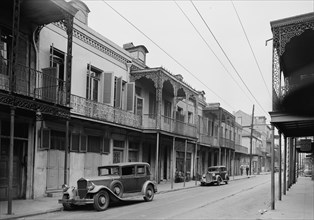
0;138;26;200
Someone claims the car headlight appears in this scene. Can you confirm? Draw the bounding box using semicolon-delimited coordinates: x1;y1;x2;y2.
212;173;215;177
87;182;95;191
62;184;70;192
202;175;205;178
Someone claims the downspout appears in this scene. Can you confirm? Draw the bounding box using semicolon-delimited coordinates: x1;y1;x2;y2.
31;27;39;199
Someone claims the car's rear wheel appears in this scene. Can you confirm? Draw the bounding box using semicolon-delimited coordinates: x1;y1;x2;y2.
93;190;110;211
143;184;154;202
62;194;76;211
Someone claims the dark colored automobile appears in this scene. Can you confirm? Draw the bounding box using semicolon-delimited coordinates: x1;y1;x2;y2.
58;162;157;211
200;165;229;186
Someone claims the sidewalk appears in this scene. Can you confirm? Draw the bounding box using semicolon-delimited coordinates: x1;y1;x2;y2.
0;174;253;220
259;176;314;220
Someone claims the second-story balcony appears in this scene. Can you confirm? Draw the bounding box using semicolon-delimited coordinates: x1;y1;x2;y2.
0;58;68;106
142;114;197;138
220;137;235;150
70;94;142;129
235;144;248;154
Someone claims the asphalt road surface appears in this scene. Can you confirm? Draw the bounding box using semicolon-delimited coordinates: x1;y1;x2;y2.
26;174;277;219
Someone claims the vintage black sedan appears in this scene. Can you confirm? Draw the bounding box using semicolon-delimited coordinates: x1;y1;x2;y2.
200;165;229;186
58;162;157;211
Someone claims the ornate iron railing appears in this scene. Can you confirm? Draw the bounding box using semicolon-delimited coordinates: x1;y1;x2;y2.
0;58;68;106
70;95;142;128
220;137;235;149
235;144;248;154
142;114;197;137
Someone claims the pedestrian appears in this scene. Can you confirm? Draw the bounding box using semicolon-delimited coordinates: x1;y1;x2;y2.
246;165;249;176
240;165;244;175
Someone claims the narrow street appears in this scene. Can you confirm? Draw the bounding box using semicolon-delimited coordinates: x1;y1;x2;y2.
26;174;276;220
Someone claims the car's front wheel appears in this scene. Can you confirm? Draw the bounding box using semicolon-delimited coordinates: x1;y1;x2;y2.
143;184;154;202
93;190;110;211
217;178;221;186
62;194;76;211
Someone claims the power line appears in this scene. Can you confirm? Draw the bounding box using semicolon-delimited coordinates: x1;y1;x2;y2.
174;1;254;105
101;0;236;110
231;0;272;99
190;0;269;116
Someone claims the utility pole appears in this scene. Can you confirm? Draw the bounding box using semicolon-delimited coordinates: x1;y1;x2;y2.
249;104;255;176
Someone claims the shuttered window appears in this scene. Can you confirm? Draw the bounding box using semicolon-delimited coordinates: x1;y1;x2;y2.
103;72;113;104
114;77;122;108
126;82;135;112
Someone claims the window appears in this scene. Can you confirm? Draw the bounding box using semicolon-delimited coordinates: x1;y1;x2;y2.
0;29;10;76
102;138;110;154
50;46;65;83
50;130;65;150
86;64;101;102
122;166;135;176
188;111;193;124
149;93;156;118
164;100;172;123
71;133;80;151
137;166;145;175
87;135;102;153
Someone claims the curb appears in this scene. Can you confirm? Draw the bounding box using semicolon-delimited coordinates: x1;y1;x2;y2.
0;208;62;220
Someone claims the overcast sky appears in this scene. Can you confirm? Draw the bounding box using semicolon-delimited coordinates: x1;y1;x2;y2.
82;0;314;122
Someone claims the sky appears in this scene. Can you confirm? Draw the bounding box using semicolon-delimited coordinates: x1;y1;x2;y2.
81;0;314;123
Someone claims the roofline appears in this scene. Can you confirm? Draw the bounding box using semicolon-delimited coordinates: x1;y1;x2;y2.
270;12;314;29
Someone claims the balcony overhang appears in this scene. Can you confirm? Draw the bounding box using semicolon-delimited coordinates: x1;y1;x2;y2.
270;111;314;137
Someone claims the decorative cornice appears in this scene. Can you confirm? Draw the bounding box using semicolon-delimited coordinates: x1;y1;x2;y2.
54;22;130;65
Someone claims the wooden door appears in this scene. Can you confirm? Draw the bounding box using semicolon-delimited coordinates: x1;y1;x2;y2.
46;150;64;190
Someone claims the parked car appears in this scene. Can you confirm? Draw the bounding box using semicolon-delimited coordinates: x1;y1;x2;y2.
200;166;229;186
58;162;157;211
303;169;312;177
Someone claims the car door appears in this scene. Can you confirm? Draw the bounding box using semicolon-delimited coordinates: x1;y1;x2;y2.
120;165;137;193
135;165;147;192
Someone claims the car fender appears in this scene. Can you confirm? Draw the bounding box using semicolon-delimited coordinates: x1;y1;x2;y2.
88;185;112;194
216;175;222;181
141;180;157;194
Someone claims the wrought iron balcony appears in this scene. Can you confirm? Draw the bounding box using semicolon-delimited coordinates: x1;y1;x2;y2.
142;114;197;137
0;58;68;106
235;144;248;154
219;137;235;149
70;94;142;128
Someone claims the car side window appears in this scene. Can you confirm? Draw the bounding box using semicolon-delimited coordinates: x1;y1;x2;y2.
137;166;145;175
122;166;135;176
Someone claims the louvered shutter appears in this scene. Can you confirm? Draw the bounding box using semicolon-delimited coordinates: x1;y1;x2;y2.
126;82;135;112
115;77;122;108
103;72;113;104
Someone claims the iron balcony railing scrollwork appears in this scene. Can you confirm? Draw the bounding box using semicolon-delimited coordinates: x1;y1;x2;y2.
70;94;142;129
0;57;68;106
142;114;197;137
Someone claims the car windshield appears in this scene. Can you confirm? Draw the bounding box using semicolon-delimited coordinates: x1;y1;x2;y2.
99;166;119;176
208;167;219;172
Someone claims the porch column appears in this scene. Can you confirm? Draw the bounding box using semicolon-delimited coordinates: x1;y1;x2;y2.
224;148;227;167
271;125;275;210
278;132;282;201
211;151;215;166
194;142;198;185
7;107;15;215
64;120;69;184
64;14;74;106
155;132;160;183
183;139;187;187
283;136;287;195
171;137;175;189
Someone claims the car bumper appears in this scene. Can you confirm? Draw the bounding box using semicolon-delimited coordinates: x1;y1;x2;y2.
58;198;94;205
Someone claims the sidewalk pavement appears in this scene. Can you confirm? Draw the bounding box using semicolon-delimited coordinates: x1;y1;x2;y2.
259;176;314;220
